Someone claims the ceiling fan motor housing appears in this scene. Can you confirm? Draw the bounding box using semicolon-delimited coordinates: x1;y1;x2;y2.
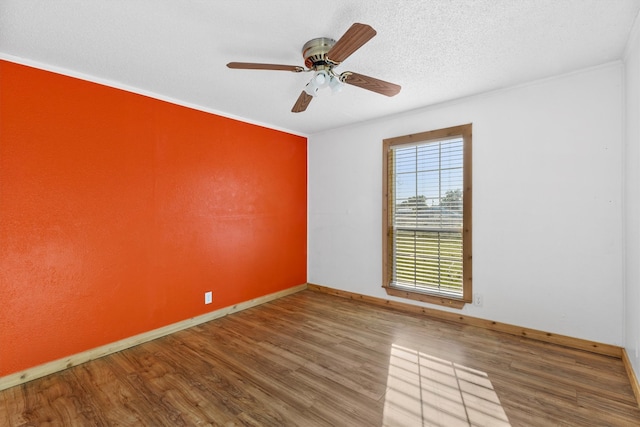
302;37;336;69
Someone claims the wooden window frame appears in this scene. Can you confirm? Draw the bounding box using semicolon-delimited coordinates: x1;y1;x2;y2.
382;124;472;309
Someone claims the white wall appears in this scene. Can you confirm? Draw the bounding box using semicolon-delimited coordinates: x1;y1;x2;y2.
625;14;640;379
309;63;624;345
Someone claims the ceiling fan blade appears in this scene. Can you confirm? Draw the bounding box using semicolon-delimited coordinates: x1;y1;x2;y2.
342;72;401;97
326;23;377;64
227;62;305;72
292;91;313;113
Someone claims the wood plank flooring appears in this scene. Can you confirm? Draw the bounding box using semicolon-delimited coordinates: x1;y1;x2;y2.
1;290;639;426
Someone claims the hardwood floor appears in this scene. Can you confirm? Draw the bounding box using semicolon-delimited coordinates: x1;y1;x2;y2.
1;289;639;426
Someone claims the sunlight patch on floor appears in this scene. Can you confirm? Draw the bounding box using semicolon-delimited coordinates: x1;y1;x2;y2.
382;344;511;427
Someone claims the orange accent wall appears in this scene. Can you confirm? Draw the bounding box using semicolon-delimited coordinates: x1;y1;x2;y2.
0;60;307;376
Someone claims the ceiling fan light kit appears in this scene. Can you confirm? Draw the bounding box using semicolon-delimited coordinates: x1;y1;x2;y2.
227;23;401;113
303;69;344;97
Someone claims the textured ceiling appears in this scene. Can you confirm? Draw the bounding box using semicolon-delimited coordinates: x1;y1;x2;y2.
1;0;639;135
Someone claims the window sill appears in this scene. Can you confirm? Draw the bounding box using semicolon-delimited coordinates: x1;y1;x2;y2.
384;286;468;309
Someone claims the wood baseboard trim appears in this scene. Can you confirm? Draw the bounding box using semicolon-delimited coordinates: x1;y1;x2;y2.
623;348;640;408
0;283;308;392
307;283;622;358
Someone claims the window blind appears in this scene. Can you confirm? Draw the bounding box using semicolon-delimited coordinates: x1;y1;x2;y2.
389;136;464;297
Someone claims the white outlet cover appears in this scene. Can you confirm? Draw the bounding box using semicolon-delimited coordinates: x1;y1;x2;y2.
473;294;483;307
205;291;212;304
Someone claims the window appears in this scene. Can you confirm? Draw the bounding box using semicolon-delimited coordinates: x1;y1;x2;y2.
383;124;472;308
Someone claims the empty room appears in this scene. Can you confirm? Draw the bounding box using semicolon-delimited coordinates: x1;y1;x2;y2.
2;1;640;425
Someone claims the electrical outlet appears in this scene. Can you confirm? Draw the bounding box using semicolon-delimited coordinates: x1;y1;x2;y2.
204;291;213;305
473;293;483;307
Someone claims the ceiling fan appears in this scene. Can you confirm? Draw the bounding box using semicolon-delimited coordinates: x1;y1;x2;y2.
227;23;401;113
